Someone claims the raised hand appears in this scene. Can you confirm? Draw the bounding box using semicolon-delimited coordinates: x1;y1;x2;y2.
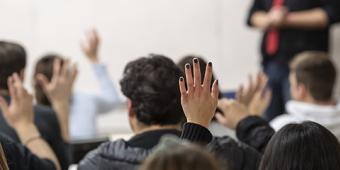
36;58;77;105
236;72;271;116
0;73;34;129
179;58;219;128
81;29;100;63
215;99;249;129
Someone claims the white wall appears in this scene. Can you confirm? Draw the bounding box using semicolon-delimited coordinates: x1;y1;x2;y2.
0;0;262;93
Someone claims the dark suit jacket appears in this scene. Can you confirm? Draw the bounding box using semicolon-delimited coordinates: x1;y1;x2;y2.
0;97;70;170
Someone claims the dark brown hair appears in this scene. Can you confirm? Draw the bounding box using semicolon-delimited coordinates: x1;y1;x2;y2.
33;54;63;106
0;41;26;90
290;51;337;101
140;137;222;170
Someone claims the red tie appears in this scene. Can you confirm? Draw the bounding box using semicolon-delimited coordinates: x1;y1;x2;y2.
266;0;284;56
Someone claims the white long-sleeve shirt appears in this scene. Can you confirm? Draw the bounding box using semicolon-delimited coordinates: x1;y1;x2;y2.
70;64;121;139
270;100;340;140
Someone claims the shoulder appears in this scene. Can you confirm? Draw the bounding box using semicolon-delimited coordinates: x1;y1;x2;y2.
270;114;297;131
79;139;151;170
209;136;261;170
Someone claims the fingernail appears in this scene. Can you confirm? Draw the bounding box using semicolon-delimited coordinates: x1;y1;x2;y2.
179;77;184;81
185;63;190;69
193;58;198;64
208;62;212;67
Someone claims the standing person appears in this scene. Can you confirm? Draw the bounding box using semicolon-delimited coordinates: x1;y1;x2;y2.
247;0;340;120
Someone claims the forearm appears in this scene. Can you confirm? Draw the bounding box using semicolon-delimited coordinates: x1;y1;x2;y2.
283;8;328;29
52;102;70;142
251;11;270;30
15;123;61;170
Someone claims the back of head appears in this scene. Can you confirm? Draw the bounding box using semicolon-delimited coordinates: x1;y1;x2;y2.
120;54;184;126
33;54;63;106
290;52;337;101
0;41;26;90
140;137;222;170
260;121;340;170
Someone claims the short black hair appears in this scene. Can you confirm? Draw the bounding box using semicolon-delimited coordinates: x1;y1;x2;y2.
120;54;184;126
290;52;337;101
0;41;26;90
260;121;340;170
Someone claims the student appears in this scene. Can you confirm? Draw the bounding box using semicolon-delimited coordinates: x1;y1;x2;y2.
270;52;340;139
0;41;72;170
78;55;260;170
0;73;60;170
259;121;340;170
140;137;222;170
247;0;340;120
34;30;121;139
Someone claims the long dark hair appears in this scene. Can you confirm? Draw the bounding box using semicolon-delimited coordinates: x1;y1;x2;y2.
260;121;340;170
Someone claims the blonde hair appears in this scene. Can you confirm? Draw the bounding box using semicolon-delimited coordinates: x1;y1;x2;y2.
0;144;8;170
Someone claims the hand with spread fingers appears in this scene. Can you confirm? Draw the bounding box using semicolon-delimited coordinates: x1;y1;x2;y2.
179;58;219;128
236;72;271;116
215;99;249;129
0;73;34;129
36;58;77;141
81;29;100;63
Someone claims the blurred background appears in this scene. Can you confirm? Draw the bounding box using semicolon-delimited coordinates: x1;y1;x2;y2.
0;0;339;138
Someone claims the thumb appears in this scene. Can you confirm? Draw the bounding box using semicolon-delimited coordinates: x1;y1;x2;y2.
36;74;49;90
215;112;227;125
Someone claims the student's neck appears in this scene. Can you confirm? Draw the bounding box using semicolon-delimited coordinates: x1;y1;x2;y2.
135;124;180;135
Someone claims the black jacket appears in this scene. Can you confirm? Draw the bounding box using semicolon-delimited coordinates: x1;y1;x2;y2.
0;134;56;170
78;123;261;170
0;97;70;170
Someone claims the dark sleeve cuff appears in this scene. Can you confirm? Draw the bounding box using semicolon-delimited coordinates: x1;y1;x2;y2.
236;116;269;137
236;116;275;153
181;123;213;145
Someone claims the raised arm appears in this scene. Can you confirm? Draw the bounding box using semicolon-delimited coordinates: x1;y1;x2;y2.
179;58;219;144
0;73;60;170
81;29;121;113
36;58;78;142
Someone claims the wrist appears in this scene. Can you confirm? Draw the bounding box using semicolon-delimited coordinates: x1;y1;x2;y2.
186;118;210;128
14;123;41;143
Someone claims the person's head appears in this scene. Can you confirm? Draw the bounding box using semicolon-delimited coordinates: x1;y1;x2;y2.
0;41;26;91
33;54;64;106
120;54;184;133
140;136;222;170
260;121;340;170
289;52;337;104
177;55;221;98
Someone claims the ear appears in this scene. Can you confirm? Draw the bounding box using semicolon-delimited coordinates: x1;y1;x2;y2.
127;99;136;118
297;83;308;100
19;69;25;81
